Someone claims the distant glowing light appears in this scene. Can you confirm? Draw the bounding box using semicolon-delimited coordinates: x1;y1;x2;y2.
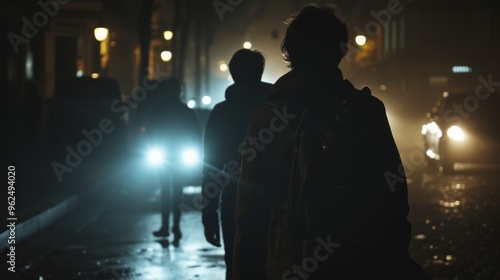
76;70;83;77
426;149;440;160
187;99;196;108
452;66;472;73
183;186;201;195
147;148;165;166
202;95;212;105
443;91;449;98
219;62;228;72
447;125;465;141
94;27;108;41
355;35;366;46
182;149;199;166
163;30;173;40
414;234;426;240
161;51;172;62
424;122;442;138
243;41;252;49
91;73;99;79
380;84;387;91
421;124;427;135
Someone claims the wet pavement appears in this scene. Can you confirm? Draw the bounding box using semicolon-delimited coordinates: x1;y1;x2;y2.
2;155;500;280
3;161;226;280
407;167;500;280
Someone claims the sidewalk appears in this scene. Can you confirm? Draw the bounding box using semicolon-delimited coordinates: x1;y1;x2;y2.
1;141;127;252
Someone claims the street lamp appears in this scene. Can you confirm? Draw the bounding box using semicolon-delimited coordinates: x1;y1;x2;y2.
161;51;172;62
94;27;109;42
163;30;173;40
94;27;109;75
355;35;366;46
219;61;228;72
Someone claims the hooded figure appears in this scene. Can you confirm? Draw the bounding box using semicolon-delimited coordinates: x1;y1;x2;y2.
233;4;431;280
202;49;272;280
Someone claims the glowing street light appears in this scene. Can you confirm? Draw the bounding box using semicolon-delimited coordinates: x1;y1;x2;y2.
94;27;109;42
161;51;172;62
202;95;212;105
243;41;252;49
355;35;366;46
219;62;228;72
163;30;173;40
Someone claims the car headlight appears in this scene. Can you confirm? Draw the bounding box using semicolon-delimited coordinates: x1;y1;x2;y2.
423;122;442;138
447;125;465;141
182;148;199;166
147;148;166;166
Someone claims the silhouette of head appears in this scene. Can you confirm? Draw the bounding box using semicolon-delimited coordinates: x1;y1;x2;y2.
157;76;182;100
228;49;265;86
281;3;349;68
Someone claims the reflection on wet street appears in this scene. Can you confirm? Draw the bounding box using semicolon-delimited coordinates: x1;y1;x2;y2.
407;168;500;280
30;208;225;279
10;168;227;280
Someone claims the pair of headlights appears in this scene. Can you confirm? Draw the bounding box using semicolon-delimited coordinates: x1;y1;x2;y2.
147;148;200;167
422;122;465;141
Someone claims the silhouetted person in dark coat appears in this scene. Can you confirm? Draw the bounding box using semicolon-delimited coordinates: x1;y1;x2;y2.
147;77;202;245
202;49;272;280
233;3;431;280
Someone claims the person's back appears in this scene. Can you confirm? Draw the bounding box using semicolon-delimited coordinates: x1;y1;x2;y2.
202;49;272;280
233;4;431;280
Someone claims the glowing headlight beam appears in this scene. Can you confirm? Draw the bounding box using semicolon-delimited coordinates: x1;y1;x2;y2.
147;148;166;166
182;149;199;166
447;126;465;141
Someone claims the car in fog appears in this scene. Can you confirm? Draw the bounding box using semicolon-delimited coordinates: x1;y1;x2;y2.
47;76;129;154
421;90;500;172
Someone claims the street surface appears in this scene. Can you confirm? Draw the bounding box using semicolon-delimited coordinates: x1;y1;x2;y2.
2;149;500;280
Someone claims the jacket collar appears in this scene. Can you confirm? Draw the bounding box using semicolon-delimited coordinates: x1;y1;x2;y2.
269;65;345;96
224;82;269;101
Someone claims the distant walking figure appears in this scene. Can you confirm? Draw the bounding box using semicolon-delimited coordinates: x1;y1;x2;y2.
147;77;202;245
201;49;272;280
233;3;431;280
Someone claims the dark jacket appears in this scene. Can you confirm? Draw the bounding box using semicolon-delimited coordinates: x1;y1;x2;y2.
202;82;273;225
233;66;425;280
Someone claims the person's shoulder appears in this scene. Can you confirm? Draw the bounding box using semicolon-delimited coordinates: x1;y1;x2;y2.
345;82;385;111
210;100;230;113
259;81;273;91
